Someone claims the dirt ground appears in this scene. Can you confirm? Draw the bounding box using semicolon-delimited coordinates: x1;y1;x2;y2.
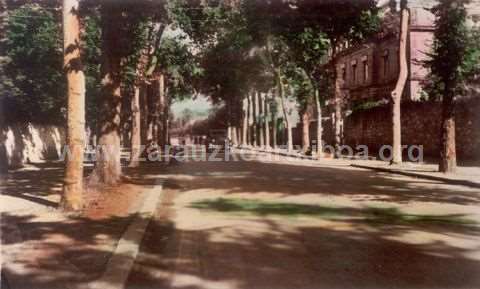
127;154;480;289
1;162;148;289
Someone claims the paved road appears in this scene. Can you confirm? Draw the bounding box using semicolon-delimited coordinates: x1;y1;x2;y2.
126;152;480;289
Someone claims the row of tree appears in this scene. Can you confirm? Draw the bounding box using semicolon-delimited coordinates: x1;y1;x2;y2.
174;0;379;154
60;0;204;209
1;0;203;209
2;0;478;211
178;0;478;175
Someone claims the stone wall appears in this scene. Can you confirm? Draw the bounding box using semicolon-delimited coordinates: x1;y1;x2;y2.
321;98;480;160
0;123;65;170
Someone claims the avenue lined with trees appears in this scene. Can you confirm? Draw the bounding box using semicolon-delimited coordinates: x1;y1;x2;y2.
1;0;478;211
2;1;480;289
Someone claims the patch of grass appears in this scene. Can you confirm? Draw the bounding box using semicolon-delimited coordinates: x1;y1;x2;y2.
363;207;477;226
190;198;478;227
190;198;344;217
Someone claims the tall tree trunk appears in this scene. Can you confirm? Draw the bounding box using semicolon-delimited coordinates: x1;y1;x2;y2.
62;0;85;210
334;75;343;157
332;44;343;158
93;7;123;185
264;92;271;149
286;123;293;152
272;112;278;149
129;84;141;167
246;94;251;146
314;88;323;157
147;82;158;143
391;7;410;165
140;84;149;145
242;96;248;146
301;109;310;153
231;125;238;146
277;70;292;152
258;92;265;147
236;126;241;146
157;74;165;146
439;89;457;173
252;92;257;146
231;97;239;146
226;98;232;143
271;92;277;149
163;88;169;146
0;0;7;174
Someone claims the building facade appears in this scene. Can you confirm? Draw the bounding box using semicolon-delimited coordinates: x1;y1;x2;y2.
314;0;480;159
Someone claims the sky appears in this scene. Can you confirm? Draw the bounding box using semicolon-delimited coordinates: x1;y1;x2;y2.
171;95;212;120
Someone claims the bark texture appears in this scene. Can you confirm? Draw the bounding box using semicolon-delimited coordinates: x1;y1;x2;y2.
314;89;323;157
272;115;278;149
252;92;258;146
334;74;343;157
242;97;248;146
140;84;149;145
301;109;310;153
390;7;410;164
332;45;343;158
264;92;270;148
439;89;457;173
129;85;141;167
277;72;292;152
157;74;165;146
247;93;252;146
163;88;169;146
62;0;85;210
93;7;123;185
258;92;265;147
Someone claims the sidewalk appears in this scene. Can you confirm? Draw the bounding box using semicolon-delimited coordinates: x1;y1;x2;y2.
236;146;480;188
1;163;164;289
351;160;480;188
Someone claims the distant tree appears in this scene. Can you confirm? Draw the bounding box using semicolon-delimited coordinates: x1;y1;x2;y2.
285;27;330;156
285;64;314;153
122;19;159;167
156;33;203;146
92;1;168;183
173;0;267;146
425;0;480;173
293;0;379;157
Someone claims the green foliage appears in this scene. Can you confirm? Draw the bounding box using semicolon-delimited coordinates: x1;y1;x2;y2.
281;28;330;109
156;34;203;101
292;0;380;46
170;0;379;124
3;4;64;123
170;0;241;48
425;0;480;99
2;0;383;128
351;100;385;112
171;0;268;127
190;198;477;226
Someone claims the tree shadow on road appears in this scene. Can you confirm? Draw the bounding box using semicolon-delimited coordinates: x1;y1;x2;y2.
125;186;480;289
3;158;480;289
163;159;480;205
0;162;65;208
190;197;478;227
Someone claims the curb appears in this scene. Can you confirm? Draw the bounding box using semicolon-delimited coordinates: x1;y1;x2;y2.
351;164;480;189
236;146;377;162
236;147;317;160
87;183;163;289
